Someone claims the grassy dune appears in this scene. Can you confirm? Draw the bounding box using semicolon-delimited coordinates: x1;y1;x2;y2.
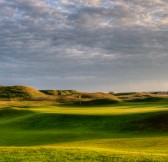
0;86;121;104
0;101;168;161
0;86;46;100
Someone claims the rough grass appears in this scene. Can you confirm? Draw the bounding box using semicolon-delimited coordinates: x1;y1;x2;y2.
0;86;46;100
54;92;121;105
116;92;168;102
0;86;122;104
1;85;168;105
40;90;77;96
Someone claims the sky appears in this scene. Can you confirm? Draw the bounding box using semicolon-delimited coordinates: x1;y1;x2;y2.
0;0;168;92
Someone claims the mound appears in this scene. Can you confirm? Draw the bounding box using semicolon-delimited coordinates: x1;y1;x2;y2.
0;86;120;104
128;96;167;102
38;91;121;104
79;92;120;100
40;90;77;96
0;86;46;100
74;92;121;105
114;92;136;96
116;92;168;102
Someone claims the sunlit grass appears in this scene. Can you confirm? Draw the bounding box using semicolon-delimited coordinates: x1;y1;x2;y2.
28;105;168;115
0;147;168;162
0;101;168;161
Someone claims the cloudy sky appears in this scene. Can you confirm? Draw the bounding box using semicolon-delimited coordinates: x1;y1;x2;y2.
0;0;168;92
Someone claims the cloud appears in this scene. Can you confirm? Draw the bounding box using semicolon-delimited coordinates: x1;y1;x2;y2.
0;0;168;91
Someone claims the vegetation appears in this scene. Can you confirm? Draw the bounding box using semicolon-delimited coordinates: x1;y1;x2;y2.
0;85;168;161
116;92;168;102
0;86;122;104
40;89;77;96
0;85;46;100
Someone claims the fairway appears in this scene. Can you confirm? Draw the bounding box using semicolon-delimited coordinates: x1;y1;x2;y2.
0;102;168;161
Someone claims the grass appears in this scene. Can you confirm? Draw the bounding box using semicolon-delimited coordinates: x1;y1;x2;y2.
0;86;46;100
1;147;168;162
0;86;122;104
0;101;168;161
40;90;77;96
116;92;168;102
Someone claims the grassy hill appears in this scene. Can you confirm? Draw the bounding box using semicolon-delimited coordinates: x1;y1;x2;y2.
0;86;122;105
1;85;168;105
53;92;121;105
40;89;77;96
115;92;168;102
0;85;46;100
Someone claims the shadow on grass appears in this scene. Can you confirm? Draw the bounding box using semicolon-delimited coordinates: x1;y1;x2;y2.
0;107;34;119
0;107;168;146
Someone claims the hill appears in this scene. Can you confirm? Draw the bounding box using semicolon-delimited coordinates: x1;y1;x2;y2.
115;92;168;102
40;89;77;96
52;92;121;105
1;85;168;104
0;86;121;104
0;85;46;100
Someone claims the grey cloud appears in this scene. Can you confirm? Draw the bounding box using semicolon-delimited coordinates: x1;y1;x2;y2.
0;0;168;91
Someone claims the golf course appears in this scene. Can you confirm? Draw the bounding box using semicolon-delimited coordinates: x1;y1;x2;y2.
0;86;168;161
1;0;168;161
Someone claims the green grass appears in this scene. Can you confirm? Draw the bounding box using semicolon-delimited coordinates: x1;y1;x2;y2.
1;147;168;162
0;102;168;161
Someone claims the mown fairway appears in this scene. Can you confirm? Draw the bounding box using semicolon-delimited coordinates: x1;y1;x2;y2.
0;101;168;161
